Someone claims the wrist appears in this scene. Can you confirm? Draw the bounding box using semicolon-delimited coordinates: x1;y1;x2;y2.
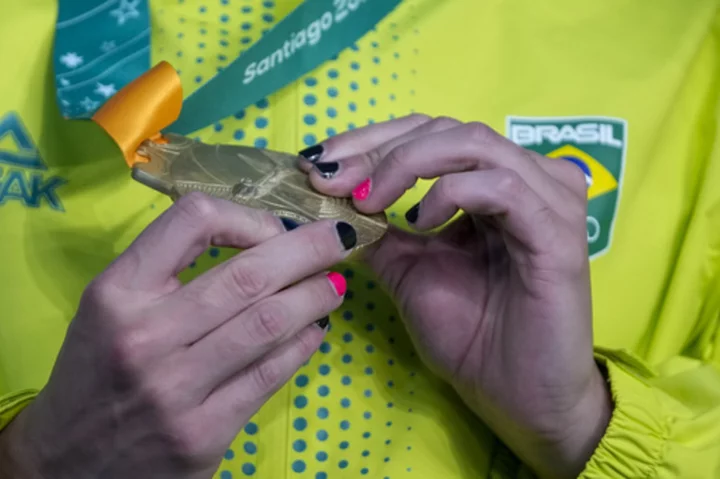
461;365;613;479
513;367;613;479
524;367;613;478
541;365;613;478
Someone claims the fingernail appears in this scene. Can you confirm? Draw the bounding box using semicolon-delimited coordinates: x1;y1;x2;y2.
281;217;301;231
299;144;324;163
327;271;347;296
315;162;339;179
405;203;420;224
352;178;371;201
335;222;357;250
315;316;330;330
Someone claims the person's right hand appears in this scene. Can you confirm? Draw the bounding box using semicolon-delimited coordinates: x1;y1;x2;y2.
0;192;355;479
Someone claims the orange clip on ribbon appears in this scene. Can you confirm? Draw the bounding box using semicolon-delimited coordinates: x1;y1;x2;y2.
92;61;183;168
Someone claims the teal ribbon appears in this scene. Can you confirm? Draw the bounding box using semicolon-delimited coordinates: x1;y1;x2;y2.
53;0;152;119
167;0;402;135
53;0;400;133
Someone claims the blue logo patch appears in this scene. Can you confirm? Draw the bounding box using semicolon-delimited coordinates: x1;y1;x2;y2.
0;112;67;211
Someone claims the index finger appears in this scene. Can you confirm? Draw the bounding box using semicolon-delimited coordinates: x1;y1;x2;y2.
103;193;288;291
157;219;357;345
298;114;431;164
353;123;572;215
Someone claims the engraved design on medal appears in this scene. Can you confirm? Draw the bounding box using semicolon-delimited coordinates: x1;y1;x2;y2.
134;134;387;250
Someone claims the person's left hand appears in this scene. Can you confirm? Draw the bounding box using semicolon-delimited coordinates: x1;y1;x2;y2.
298;115;612;479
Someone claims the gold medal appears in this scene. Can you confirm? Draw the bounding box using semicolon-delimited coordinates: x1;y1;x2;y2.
134;134;388;251
88;61;385;251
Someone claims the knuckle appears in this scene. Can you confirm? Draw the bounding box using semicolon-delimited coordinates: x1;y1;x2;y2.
79;276;133;325
385;143;411;170
558;160;590;194
161;371;195;405
526;207;561;254
428;116;462;132
142;373;181;412
227;259;269;301
246;301;288;345
494;169;526;200
250;359;283;392
564;160;586;183
165;415;216;462
533;210;587;273
168;431;201;462
246;207;283;239
112;323;156;368
463;122;497;146
81;277;118;310
173;192;219;229
544;162;589;220
140;357;207;414
362;148;384;170
405;112;432;125
246;206;273;228
434;176;457;204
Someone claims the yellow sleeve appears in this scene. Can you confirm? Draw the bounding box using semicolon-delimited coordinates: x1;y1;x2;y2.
0;390;37;432
581;348;720;478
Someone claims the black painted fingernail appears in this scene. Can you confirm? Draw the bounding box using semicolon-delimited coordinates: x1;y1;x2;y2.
316;316;330;330
405;203;420;224
299;144;324;163
315;162;339;179
336;222;357;250
281;218;301;231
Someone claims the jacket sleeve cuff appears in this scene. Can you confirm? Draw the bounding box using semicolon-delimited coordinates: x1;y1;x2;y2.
579;348;670;478
0;390;37;432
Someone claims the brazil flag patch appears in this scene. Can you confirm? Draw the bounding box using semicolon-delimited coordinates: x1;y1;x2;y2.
506;116;627;258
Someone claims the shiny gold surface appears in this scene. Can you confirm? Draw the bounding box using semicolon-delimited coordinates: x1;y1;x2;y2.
134;134;388;250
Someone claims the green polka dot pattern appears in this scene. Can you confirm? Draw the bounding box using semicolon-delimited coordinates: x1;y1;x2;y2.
286;265;422;478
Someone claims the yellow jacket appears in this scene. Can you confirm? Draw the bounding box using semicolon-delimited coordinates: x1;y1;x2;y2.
1;0;719;477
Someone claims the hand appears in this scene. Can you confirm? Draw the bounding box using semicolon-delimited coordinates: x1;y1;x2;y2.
0;193;355;479
299;115;612;479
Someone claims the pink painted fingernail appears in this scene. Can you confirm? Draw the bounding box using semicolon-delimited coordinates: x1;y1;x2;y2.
327;272;347;296
352;178;372;201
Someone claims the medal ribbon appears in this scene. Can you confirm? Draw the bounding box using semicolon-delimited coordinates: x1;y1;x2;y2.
54;0;401;139
53;0;152;120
